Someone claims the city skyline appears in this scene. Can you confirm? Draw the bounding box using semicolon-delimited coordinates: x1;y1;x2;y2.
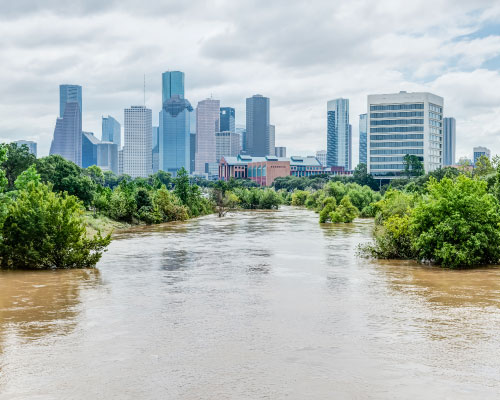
1;2;500;163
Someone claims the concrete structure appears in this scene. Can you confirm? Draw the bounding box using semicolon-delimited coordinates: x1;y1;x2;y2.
473;146;491;165
348;124;352;170
123;106;152;178
275;146;286;158
359;114;367;166
97;142;119;174
195;98;220;174
246;94;270;156
102;115;121;148
269;124;275;157
316;150;327;166
367;91;444;180
327;98;350;169
82;131;100;168
220;107;235;133
216;131;241;161
59;84;82;117
247;157;290;186
443;117;456;166
50;101;82;166
13;140;37;157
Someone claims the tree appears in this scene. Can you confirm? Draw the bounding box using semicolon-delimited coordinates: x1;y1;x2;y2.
211;181;238;217
403;154;424;178
0;177;110;270
474;155;494;177
173;167;190;205
352;163;378;190
330;196;358;223
0;143;36;190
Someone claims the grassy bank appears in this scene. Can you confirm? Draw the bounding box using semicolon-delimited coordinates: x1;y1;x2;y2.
84;212;134;237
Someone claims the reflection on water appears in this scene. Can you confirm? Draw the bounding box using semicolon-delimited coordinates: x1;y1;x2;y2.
1;207;500;399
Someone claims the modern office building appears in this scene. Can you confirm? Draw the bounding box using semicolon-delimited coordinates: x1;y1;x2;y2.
162;71;185;102
359;114;368;166
82;131;100;168
236;127;246;152
348;124;352;170
316;150;327;166
246;94;270;156
102;116;121;148
275;146;286;158
367;91;444;180
327;98;350;169
443;117;456;166
220;107;235;133
269;124;275;157
50;101;82;166
118;149;124;175
97;142;119;174
123;106;152;178
473;146;491;165
216;131;241;161
151;126;160;173
190;133;196;173
195;98;220;174
13;140;37;157
59;84;82;117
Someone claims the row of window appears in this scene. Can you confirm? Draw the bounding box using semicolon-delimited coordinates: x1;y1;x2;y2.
429;104;442;113
371;141;423;148
429;112;442;120
371;126;424;133
430;120;442;127
371;119;423;126
370;164;405;170
370;156;423;162
370;103;424;111
370;149;423;155
370;134;423;140
430;134;442;142
371;111;424;118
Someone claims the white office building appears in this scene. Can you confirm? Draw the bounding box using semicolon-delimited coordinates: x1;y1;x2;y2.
195;98;220;174
123;106;152;178
367;91;444;180
316;150;327;166
216;131;241;162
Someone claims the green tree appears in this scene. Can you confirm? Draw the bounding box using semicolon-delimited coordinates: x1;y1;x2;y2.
330;196;358;223
0;143;36;190
403;154;424;178
291;190;308;206
474;155;494;177
352;163;378;190
173;167;190;205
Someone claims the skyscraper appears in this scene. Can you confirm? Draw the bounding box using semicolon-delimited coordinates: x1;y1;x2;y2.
59;85;82;117
195;98;220;174
327;98;350;169
275;146;286;158
102;115;121;148
443;117;456;166
190;133;196;173
358;114;367;166
162;71;184;103
216;131;241;161
348;124;352;170
246;94;270;156
367;91;444;180
50;102;82;166
269;124;276;157
152;126;159;173
82;131;100;168
123;106;152;178
97;142;119;174
473;146;491;165
13;140;37;157
220;107;235;133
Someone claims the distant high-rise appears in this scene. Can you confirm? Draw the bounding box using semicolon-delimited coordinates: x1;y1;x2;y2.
50;102;82;166
220;107;235;133
162;71;184;103
236;127;246;152
269;124;276;157
60;85;82;117
82;131;100;168
97;142;119;174
348;124;352;170
443;117;456;166
13;140;37;157
216;131;241;161
316;150;327;166
327;98;350;169
152;126;159;173
246;94;270;156
473;146;491;165
195;98;220;174
102;116;121;148
123;106;152;178
358;114;367;166
275;146;286;158
190;133;196;173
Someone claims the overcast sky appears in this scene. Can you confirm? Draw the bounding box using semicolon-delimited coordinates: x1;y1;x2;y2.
1;0;500;163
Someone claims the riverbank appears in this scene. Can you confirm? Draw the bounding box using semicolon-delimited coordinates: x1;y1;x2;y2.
83;212;134;237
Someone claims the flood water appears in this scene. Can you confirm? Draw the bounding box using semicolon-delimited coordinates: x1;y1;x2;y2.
1;207;500;399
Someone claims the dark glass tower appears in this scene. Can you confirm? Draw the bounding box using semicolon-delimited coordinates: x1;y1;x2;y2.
245;95;270;156
220;107;235;133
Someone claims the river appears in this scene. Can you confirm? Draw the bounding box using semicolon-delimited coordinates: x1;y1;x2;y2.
1;207;500;399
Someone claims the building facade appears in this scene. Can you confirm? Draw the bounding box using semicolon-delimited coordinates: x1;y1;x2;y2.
82;131;100;168
316;150;327;166
220;107;235;133
367;91;444;180
246;94;270;156
190;133;196;173
102;116;121;148
269;124;276;157
275;146;286;158
97;142;119;174
50;101;82;166
327;98;350;169
473;146;491;165
216;131;241;161
59;84;82;117
443;117;456;166
195;98;220;174
359;114;367;166
13;140;37;157
123;106;152;178
162;71;184;102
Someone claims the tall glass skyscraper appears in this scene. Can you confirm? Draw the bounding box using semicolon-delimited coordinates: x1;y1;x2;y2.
220;107;235;133
123;106;152;178
50;102;82;166
246;95;270;156
102;115;121;148
162;71;185;103
359;113;367;166
327;98;350;169
443;117;456;166
82;131;100;168
60;85;82;117
195;98;220;174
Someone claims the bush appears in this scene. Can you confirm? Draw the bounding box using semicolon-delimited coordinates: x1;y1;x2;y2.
329;196;358;223
291;190;308;206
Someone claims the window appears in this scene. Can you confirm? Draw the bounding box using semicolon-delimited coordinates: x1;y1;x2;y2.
370;119;424;126
371;141;423;148
370;103;424;111
371;126;424;133
370;134;423;140
371;111;424;118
